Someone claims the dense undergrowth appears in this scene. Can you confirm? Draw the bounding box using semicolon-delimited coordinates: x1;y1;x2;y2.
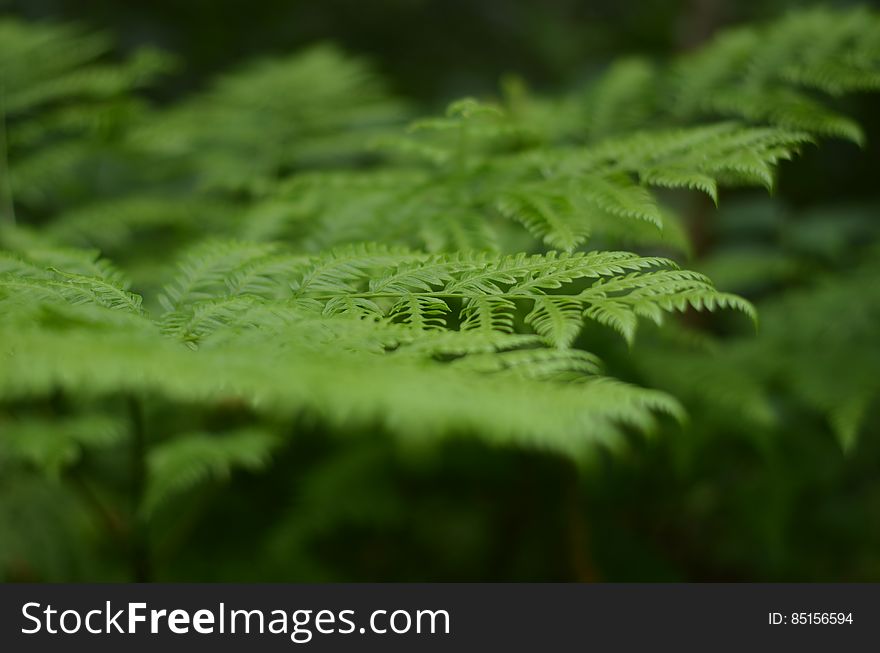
1;6;879;581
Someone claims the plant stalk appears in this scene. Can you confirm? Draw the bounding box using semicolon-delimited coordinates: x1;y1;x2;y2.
128;396;152;582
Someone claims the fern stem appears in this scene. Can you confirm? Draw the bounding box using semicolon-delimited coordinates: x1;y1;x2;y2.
128;396;152;582
565;466;599;582
0;86;16;226
309;291;587;300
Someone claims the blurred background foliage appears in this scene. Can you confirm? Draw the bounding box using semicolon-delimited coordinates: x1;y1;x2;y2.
1;0;879;581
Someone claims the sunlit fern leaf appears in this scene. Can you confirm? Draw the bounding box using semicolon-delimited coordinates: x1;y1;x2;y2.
0;275;142;317
322;296;385;319
460;296;517;333
584;299;640;345
0;250;142;314
282;247;752;347
368;257;456;293
48;269;143;313
389;295;450;331
581;269;756;343
159;296;262;345
291;243;418;296
525;296;585;348
159;241;281;311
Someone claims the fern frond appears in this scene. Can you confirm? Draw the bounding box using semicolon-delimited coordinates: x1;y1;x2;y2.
278;247;750;349
460;296;517;333
579;174;663;228
158;241;282;311
451;348;603;381
582;58;657;141
144;429;279;515
0;250;142;314
292;242;418;295
245;8;880;255
48;269;143;313
638;167;718;204
0;20;111;114
2;8;879;491
159;296;262;345
496;186;588;251
135;44;406;189
707;90;864;144
525;296;585;348
388;295;450;331
0;244;730;459
670;7;880;141
0;414;126;478
0;320;682;458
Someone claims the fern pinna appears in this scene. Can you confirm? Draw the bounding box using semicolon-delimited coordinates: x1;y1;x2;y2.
1;8;880;577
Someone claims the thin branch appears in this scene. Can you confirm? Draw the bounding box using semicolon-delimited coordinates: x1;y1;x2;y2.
128;396;152;582
309;291;594;301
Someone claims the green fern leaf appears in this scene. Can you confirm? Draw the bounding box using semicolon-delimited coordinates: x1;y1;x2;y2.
144;429;279;515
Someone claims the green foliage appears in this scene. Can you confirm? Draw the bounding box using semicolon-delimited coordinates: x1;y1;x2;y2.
242;9;880;256
1;6;879;582
636;206;880;452
1;245;701;458
145;428;279;515
669;7;880;142
133;44;407;191
0;19;173;220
